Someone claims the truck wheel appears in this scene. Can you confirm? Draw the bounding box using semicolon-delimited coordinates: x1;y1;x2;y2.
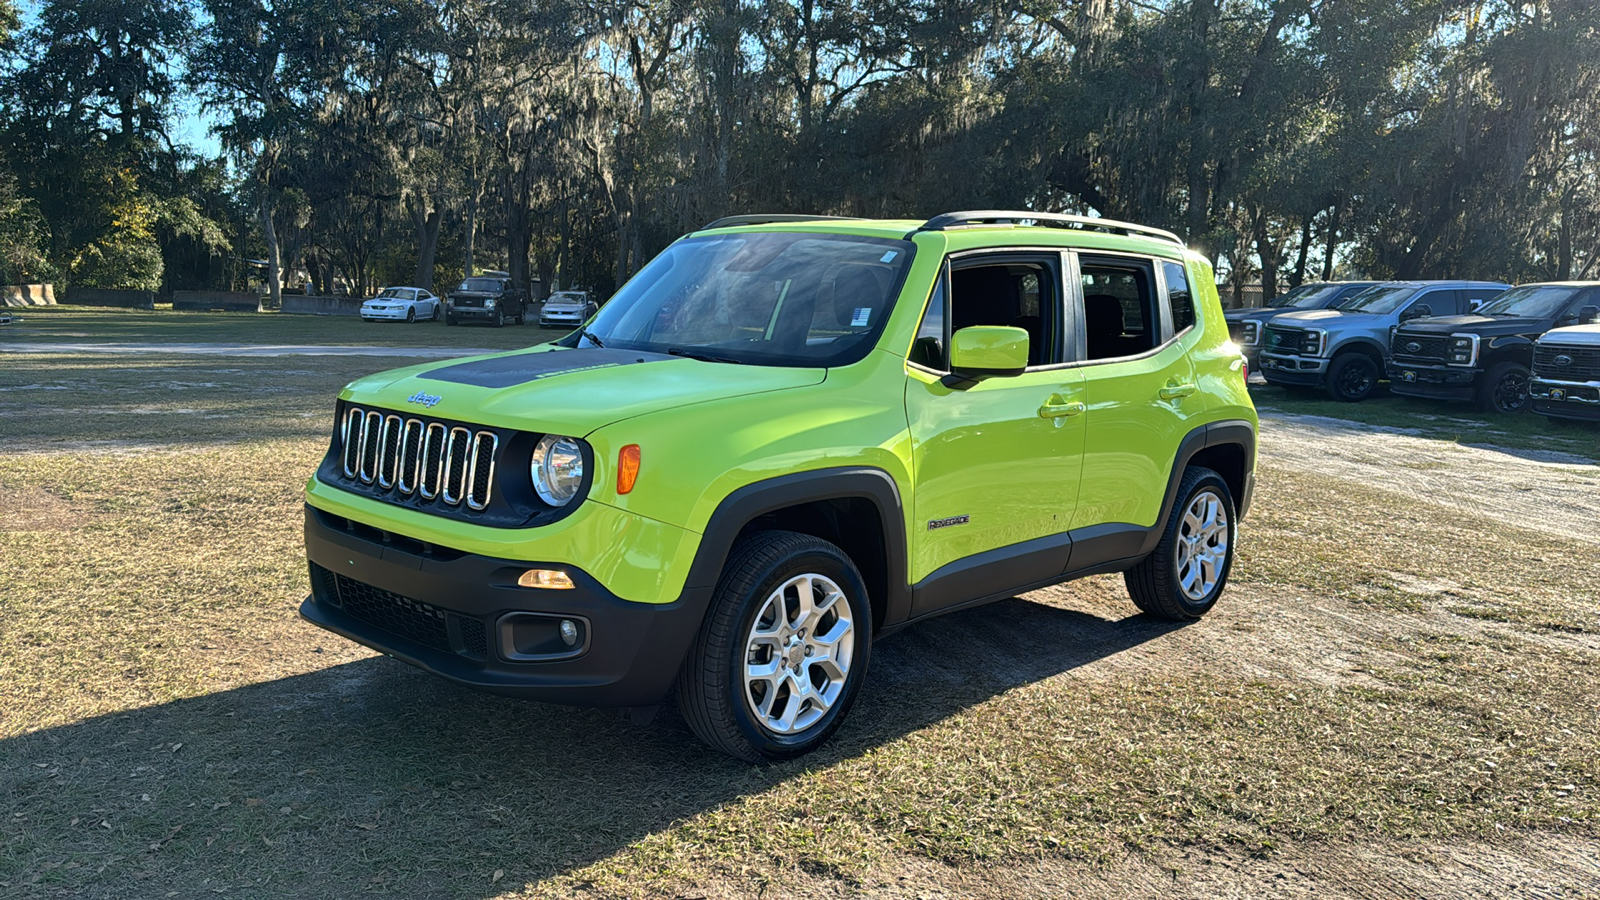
1478;362;1530;414
493;308;504;328
676;531;872;763
446;315;457;326
1325;352;1379;402
1125;466;1236;621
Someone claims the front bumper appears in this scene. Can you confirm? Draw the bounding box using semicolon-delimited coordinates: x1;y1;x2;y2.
1530;379;1600;422
300;505;709;707
448;305;500;320
1388;362;1479;402
1258;352;1328;386
362;307;410;321
539;312;583;327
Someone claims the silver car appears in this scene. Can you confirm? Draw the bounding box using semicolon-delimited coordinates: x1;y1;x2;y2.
538;291;598;329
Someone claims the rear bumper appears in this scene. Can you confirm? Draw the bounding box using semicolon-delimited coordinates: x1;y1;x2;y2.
1388;362;1479;402
300;505;709;707
1530;379;1600;422
1259;352;1327;386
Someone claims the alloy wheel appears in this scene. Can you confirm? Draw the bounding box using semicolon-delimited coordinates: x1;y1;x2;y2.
1175;490;1229;601
1493;371;1529;413
742;573;855;735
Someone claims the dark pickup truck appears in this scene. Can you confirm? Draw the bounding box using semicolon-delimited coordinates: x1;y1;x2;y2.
1389;282;1600;414
445;276;529;327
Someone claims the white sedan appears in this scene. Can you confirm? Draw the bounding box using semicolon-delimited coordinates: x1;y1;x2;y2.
360;287;442;323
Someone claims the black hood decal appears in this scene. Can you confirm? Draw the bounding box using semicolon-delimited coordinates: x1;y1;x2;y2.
418;348;675;388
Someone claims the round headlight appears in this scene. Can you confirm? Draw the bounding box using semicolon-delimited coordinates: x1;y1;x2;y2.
531;434;585;506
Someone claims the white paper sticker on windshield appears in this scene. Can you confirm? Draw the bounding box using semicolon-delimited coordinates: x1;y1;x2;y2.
880;251;898;263
851;308;872;327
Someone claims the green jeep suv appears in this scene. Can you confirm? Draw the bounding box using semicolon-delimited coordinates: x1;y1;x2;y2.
301;211;1258;761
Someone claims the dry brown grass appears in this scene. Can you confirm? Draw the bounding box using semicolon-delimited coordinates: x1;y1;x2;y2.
1;328;1597;899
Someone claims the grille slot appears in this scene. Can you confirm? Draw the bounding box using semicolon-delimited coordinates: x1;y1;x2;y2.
339;407;502;510
1263;324;1307;352
1535;344;1600;381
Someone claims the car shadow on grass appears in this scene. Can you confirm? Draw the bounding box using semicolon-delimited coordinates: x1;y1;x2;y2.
0;598;1183;899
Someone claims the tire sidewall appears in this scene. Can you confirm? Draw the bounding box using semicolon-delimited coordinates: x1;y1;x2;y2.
1161;471;1237;617
722;546;872;760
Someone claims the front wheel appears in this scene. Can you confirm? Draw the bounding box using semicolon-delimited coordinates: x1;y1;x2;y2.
492;307;504;328
431;304;441;322
1478;361;1530;414
1325;352;1380;402
406;307;416;323
1125;466;1237;621
676;531;872;763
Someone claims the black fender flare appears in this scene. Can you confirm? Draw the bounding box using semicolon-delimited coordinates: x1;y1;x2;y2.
681;466;911;626
1140;419;1257;558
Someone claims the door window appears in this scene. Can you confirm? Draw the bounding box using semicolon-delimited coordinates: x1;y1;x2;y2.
1080;257;1159;361
921;258;1061;368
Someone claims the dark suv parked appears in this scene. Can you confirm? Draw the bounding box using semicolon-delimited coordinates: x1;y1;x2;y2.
446;276;528;327
1389;282;1600;414
1225;281;1377;367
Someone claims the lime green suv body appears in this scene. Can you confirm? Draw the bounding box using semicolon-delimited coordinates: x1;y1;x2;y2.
302;211;1257;760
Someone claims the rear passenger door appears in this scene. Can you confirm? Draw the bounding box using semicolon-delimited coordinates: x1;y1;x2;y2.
1070;255;1205;543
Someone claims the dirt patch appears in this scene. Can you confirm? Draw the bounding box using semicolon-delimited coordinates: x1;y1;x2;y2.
0;486;83;532
1259;411;1600;545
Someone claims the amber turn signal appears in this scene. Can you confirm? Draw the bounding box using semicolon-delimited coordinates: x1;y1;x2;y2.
517;569;575;590
617;444;641;494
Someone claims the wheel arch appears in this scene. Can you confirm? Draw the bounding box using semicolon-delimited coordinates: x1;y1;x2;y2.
1141;420;1256;558
1331;337;1386;366
685;468;910;634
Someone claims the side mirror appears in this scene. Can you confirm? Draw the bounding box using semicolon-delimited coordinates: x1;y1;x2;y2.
1581;306;1600;326
1404;304;1432;320
949;326;1029;377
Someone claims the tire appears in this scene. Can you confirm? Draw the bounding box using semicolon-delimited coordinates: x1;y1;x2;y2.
446;315;457;327
406;307;416;323
1125;466;1237;621
493;307;504;328
1325;352;1380;402
676;531;872;763
431;304;440;322
1477;361;1531;414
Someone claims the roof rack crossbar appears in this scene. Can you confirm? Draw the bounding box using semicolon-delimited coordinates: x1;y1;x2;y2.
918;210;1185;247
700;214;867;230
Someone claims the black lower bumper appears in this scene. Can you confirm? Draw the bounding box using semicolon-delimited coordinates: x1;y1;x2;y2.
1388;363;1479;402
1259;365;1324;387
300;505;710;707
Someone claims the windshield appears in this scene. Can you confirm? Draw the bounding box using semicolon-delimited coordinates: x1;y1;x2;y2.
1477;285;1579;318
459;278;504;293
376;288;409;299
1337;285;1417;314
563;232;914;368
547;292;585;303
1279;284;1346;309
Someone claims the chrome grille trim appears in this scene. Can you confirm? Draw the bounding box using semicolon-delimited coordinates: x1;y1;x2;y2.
395;418;425;495
337;408;501;511
418;423;447;499
441;426;473;505
466;432;498;511
341;407;364;477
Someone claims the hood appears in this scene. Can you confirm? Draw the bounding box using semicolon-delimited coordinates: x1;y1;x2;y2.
1538;324;1600;347
1225;306;1301;324
1269;308;1365;327
1394;314;1547;338
340;346;827;435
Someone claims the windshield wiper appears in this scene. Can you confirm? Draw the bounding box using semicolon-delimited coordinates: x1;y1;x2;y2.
666;347;740;364
578;328;605;347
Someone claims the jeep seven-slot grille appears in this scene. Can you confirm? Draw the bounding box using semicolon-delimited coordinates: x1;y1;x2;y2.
341;407;499;511
1391;333;1450;363
313;564;488;660
1535;344;1600;381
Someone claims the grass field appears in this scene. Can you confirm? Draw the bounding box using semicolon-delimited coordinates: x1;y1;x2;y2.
2;310;1597;898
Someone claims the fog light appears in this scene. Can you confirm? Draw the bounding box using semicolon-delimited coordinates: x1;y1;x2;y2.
559;619;579;646
518;569;575;590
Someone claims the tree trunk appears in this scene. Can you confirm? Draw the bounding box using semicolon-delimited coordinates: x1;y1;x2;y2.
1322;203;1339;281
414;204;443;289
259;193;281;309
1557;205;1573;280
463;190;478;277
1291;213;1313;287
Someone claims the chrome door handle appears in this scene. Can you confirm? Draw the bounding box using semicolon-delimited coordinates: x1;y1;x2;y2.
1038;397;1085;419
1159;383;1198;400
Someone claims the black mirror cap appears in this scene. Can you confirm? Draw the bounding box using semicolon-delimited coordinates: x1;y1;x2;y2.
1581;306;1600;326
1409;304;1432;319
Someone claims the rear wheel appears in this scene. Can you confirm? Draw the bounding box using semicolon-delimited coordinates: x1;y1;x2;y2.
677;531;871;762
1325;352;1380;402
1125;466;1236;621
1478;361;1530;414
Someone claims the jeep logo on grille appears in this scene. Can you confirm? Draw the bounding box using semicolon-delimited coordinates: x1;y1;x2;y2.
407;391;443;407
1405;342;1422;353
1554;354;1574;367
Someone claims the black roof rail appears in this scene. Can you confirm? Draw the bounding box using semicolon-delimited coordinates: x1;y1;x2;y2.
700;214;867;230
918;210;1185;247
